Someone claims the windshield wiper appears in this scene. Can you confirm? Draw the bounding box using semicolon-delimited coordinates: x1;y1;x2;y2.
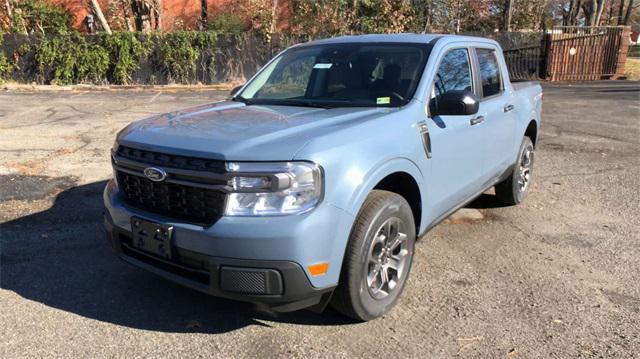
232;95;253;105
294;101;334;109
232;97;337;109
264;99;336;109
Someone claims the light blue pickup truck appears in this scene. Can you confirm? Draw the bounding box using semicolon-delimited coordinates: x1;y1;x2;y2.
104;34;542;321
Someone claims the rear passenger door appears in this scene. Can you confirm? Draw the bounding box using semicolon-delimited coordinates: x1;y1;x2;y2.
473;47;517;181
426;47;487;215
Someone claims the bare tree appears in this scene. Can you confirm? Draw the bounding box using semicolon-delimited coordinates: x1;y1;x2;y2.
132;0;152;32
199;0;208;30
503;0;513;31
622;0;635;24
4;0;12;18
582;0;607;26
594;0;606;25
152;0;161;30
90;0;112;34
121;0;134;31
563;0;583;25
269;0;279;35
3;0;13;29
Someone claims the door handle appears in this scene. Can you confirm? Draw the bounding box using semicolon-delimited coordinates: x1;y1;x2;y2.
417;120;432;158
503;104;514;113
470;116;484;126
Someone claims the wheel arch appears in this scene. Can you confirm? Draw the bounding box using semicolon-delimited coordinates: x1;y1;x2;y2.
524;119;538;147
373;172;422;234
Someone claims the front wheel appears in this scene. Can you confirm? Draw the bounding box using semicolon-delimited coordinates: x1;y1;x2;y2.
331;190;416;321
495;136;535;205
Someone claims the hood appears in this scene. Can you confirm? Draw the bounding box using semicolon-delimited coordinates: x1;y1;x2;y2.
117;101;393;161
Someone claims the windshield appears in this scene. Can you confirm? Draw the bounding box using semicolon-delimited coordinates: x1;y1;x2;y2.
236;43;433;108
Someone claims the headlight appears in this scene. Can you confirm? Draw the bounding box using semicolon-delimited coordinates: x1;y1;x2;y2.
225;161;322;216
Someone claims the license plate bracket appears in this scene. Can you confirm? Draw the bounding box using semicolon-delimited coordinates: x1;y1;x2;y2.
130;217;174;259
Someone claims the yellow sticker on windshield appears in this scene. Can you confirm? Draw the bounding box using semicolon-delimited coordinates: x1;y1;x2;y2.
376;97;390;105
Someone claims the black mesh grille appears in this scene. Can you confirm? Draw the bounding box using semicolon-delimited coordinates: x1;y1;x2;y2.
117;145;225;172
220;269;267;294
117;171;225;225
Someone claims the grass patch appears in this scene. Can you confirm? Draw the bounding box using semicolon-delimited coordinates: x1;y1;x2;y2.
625;58;640;81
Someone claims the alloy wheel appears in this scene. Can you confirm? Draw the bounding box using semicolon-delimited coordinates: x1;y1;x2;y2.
365;217;410;300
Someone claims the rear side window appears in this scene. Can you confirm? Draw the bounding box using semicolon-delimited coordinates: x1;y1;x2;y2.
476;48;502;97
433;48;473;98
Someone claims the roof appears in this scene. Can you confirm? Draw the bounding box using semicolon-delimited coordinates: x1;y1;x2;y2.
300;33;496;47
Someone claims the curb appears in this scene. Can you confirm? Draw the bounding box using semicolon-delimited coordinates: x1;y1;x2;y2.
1;83;236;92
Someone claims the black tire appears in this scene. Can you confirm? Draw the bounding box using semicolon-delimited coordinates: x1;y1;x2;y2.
495;136;535;205
331;190;416;321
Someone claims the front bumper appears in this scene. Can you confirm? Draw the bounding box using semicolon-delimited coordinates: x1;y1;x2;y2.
103;179;354;311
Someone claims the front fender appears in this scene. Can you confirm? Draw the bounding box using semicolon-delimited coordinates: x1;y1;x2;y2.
342;157;424;218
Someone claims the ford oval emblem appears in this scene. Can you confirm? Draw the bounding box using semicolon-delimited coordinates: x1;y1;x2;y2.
143;167;167;182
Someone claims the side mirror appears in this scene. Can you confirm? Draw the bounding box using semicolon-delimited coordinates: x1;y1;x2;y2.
429;91;479;116
230;85;243;96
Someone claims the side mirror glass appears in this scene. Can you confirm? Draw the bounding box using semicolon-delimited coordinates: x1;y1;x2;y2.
429;90;479;116
230;85;243;96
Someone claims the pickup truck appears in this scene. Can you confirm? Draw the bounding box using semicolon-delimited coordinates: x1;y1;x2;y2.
104;34;542;321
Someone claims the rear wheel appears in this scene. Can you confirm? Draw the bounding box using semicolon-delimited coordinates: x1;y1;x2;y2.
331;190;416;321
495;136;534;205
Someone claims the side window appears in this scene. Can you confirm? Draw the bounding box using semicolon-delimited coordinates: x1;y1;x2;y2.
476;48;502;98
432;48;473;98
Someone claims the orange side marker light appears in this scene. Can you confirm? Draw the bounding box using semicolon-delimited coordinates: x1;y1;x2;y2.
308;262;329;277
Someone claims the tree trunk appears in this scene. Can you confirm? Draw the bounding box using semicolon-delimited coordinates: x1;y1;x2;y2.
564;0;582;26
90;0;112;34
423;2;431;33
270;0;279;36
153;0;161;30
132;0;152;32
617;0;625;24
573;0;583;25
594;0;606;26
607;0;614;25
4;0;12;18
122;0;133;32
582;0;595;26
200;0;207;30
503;0;512;31
4;0;13;29
455;0;462;34
623;0;634;24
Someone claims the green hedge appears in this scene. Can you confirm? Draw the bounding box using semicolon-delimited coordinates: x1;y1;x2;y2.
0;32;12;83
0;31;275;85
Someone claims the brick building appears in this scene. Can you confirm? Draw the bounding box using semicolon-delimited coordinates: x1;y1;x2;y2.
50;0;275;32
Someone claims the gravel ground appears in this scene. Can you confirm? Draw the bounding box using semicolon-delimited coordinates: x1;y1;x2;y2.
1;82;639;358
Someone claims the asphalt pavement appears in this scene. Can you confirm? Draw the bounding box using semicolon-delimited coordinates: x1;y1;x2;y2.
0;82;639;358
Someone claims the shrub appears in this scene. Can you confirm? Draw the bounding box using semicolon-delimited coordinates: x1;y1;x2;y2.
10;0;74;36
76;42;110;84
1;30;264;85
0;33;13;83
207;13;249;34
33;32;110;85
99;32;151;85
157;31;217;84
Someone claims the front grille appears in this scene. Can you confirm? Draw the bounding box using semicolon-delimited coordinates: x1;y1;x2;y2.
117;171;225;225
117;145;225;172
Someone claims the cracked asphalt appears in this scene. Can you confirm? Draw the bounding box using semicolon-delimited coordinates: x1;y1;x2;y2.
1;82;639;358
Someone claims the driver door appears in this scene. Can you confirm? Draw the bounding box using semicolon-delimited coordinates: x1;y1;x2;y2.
424;47;487;216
